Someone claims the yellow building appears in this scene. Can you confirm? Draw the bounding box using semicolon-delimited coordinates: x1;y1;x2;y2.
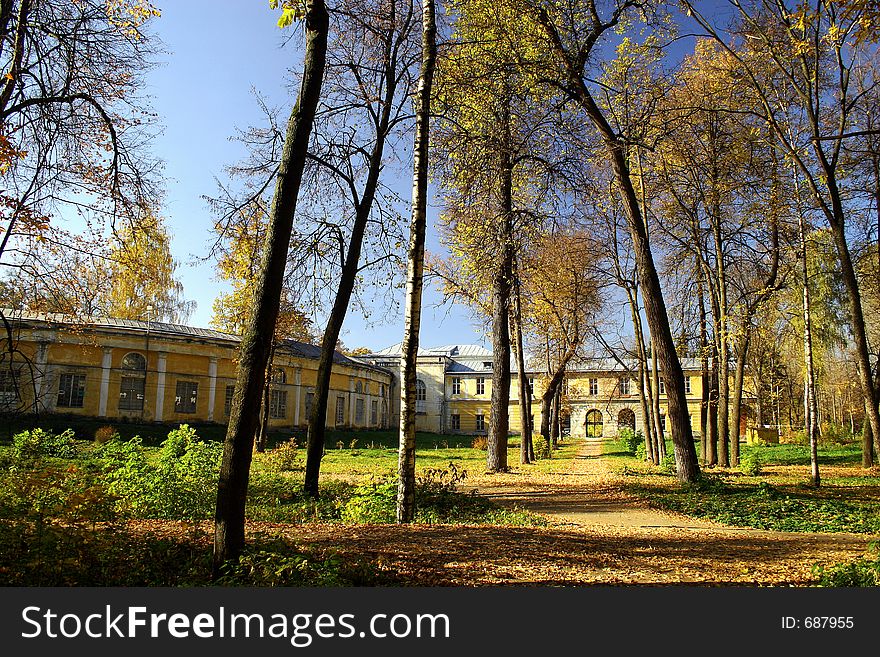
0;313;394;430
1;314;717;439
359;346;708;439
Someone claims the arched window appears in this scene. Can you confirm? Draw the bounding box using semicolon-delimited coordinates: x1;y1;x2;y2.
415;379;426;413
618;407;636;431
119;352;146;412
121;352;146;371
355;381;363;394
585;409;604;437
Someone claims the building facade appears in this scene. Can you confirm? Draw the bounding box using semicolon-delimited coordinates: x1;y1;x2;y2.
0;314;393;430
2;314;714;439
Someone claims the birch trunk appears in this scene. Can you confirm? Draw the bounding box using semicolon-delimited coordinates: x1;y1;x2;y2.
397;0;435;523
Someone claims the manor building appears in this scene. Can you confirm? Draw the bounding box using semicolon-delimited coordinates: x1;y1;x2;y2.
1;313;708;439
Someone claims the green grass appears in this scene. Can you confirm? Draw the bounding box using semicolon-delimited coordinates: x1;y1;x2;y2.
604;438;880;534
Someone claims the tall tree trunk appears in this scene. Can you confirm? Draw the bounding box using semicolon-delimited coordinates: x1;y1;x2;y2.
213;0;328;578
707;343;719;466
799;208;821;486
396;0;435;524
650;339;666;460
256;345;277;453
550;386;560;448
513;278;532;464
304;5;403;497
627;286;656;463
487;95;514;474
534;11;699;482
730;333;750;466
698;273;709;464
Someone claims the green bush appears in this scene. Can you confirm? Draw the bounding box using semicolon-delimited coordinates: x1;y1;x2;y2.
341;475;397;523
99;427;222;521
533;437;551;460
264;438;301;472
813;544;880;587
12;428;77;461
617;427;642;454
740;451;762;476
660;452;676;474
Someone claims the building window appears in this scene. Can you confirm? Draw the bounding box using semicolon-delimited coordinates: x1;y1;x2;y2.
371;400;378;426
355;397;365;425
660;414;667;434
380;383;385;398
452;377;461;395
119;352;146;412
586;409;604;437
305;391;315;416
482;361;492;370
271;368;286;384
476;377;485;395
121;352;146;371
335;396;345;426
0;368;20;407
451;414;461;431
175;381;198;414
355;381;363;394
685;376;692;394
528;378;534;396
589;378;598;396
415;379;426;414
619;377;631;395
119;376;145;411
224;384;235;416
270;389;288;419
475;413;485;432
659;378;665;395
57;373;86;408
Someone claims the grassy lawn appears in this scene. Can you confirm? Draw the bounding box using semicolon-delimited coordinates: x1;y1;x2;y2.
604;438;880;534
0;422;560;585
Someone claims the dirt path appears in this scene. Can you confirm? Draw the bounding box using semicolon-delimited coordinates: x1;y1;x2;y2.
261;439;878;586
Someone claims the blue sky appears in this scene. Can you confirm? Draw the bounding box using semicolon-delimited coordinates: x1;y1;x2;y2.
146;1;486;351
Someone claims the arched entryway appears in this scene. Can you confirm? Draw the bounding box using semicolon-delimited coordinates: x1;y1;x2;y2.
585;409;603;437
618;407;636;431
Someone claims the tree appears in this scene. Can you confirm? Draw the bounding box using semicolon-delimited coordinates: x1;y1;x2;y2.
303;0;419;497
522;0;700;481
106;210;194;323
433;0;565;472
0;0;162;288
397;0;436;523
213;0;329;576
683;0;880;478
210;200;314;451
521;231;603;453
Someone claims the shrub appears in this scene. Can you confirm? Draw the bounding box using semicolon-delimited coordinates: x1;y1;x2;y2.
813;544;880;587
99;427;222;521
93;425;118;444
617;427;642;454
264;438;301;472
533;437;551;460
341;475;397;523
660;453;676;474
12;428;77;461
471;436;488;450
740;451;762;476
635;441;647;461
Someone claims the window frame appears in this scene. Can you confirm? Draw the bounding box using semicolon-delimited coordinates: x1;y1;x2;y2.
57;372;86;408
174;380;198;414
